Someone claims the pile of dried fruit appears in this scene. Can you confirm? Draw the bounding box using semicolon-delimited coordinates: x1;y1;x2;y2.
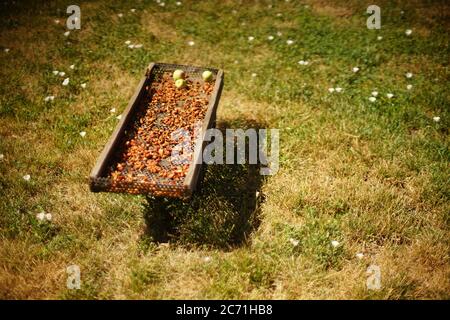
109;70;214;190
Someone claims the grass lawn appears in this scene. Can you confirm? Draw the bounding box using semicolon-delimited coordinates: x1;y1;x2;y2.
0;0;449;299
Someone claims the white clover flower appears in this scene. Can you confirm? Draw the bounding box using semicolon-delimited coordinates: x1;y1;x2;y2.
331;240;340;247
276;13;283;17
128;44;135;49
52;70;59;75
204;256;212;262
134;44;143;48
36;212;46;221
125;40;131;45
187;40;195;46
251;73;257;78
267;35;274;41
0;154;4;161
64;31;70;37
335;87;343;93
23;174;31;181
4;48;10;53
356;253;364;259
80;83;87;89
407;84;413;90
159;2;165;7
116;115;122;120
117;13;123;18
176;2;182;6
352;67;360;73
248;36;254;41
62;78;70;86
377;36;383;40
433;116;440;123
45;213;52;221
369;97;377;102
234;60;239;64
387;93;394;99
54;19;60;24
371;91;378;97
110;108;116;113
44;95;55;102
405;72;413;79
58;71;65;77
405;29;412;36
130;8;136;13
289;238;299;247
328;87;335;93
69;64;75;70
286;39;294;45
79;131;86;138
277;31;282;37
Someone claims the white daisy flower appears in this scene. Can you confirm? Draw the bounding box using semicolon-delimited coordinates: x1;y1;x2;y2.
69;64;75;70
248;36;254;41
356;253;364;259
64;31;70;37
331;240;340;247
371;91;378;97
130;8;136;13
23;174;31;181
405;29;412;36
369;96;377;102
4;48;10;53
289;238;299;247
80;83;87;89
52;70;59;75
433;116;440;123
386;93;394;99
117;13;123;18
125;40;131;45
0;154;4;161
286;39;294;45
62;78;70;86
377;36;383;40
79;131;86;138
405;72;413;79
187;40;195;46
267;35;274;41
352;67;360;73
36;212;46;221
116;115;122;120
406;84;413;90
45;213;52;221
335;87;343;93
328;87;335;93
58;71;65;77
128;44;135;49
